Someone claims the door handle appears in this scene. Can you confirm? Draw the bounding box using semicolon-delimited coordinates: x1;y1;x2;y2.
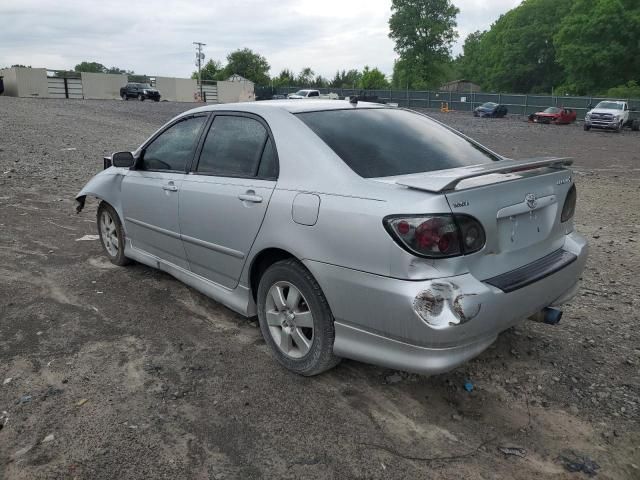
238;192;263;203
163;183;178;192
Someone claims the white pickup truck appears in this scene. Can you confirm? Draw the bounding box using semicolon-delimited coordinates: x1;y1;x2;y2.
584;100;639;132
287;89;339;100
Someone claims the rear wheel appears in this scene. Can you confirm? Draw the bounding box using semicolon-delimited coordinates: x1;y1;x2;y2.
97;202;131;266
121;93;127;101
257;259;340;376
633;119;640;131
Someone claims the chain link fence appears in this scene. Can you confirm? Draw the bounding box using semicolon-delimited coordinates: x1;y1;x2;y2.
257;86;640;120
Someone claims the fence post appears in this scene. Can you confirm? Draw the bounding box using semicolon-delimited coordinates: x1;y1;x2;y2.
63;77;69;99
427;90;430;109
524;94;528;115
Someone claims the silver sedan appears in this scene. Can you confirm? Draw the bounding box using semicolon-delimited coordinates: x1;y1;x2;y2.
76;99;588;376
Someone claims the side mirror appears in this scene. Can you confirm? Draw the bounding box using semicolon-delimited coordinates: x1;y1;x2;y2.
112;151;135;168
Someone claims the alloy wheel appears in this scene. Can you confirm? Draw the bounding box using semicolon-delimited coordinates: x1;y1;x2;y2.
100;210;119;257
265;281;314;359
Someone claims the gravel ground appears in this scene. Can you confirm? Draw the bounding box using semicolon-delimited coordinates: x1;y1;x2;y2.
0;97;639;479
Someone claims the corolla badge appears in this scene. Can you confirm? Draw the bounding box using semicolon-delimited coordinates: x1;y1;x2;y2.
525;193;537;209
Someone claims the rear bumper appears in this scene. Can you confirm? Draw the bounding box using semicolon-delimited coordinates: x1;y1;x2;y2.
305;231;588;375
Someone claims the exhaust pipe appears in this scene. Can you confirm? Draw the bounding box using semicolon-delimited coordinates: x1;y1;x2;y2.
529;307;563;325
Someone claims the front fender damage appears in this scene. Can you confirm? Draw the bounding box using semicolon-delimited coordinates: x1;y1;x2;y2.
74;169;125;218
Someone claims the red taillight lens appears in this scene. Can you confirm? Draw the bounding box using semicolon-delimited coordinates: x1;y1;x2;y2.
561;184;576;223
384;214;485;258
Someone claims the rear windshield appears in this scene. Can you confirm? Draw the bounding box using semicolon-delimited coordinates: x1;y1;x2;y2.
297;108;499;178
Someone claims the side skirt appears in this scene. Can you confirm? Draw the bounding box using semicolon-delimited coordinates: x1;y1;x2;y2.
124;241;256;317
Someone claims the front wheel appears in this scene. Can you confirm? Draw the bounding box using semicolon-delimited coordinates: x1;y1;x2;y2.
97;202;131;266
257;259;340;376
138;94;144;101
584;124;591;131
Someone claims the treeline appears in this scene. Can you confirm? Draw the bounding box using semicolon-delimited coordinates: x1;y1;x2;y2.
193;48;391;90
456;0;640;96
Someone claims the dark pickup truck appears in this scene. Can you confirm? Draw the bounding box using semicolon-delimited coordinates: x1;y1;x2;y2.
120;82;161;101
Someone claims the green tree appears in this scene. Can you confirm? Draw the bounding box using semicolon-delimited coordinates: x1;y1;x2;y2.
555;0;640;95
455;30;485;85
606;81;640;99
457;0;572;93
272;69;296;87
329;69;362;88
191;59;224;81
312;74;329;88
296;67;315;85
391;57;432;90
105;66;133;75
74;61;107;73
389;0;459;89
221;48;270;84
359;66;390;89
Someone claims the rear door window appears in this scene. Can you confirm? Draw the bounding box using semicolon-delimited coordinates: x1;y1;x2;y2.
196;115;270;177
297;108;499;178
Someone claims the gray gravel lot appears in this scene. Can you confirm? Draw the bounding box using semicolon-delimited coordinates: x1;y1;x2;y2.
1;97;639;479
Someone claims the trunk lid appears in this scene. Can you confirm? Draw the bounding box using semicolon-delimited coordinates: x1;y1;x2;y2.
396;158;575;280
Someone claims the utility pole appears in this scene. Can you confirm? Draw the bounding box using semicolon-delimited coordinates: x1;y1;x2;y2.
193;41;206;101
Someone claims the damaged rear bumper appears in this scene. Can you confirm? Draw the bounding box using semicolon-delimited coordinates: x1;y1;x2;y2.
304;231;588;375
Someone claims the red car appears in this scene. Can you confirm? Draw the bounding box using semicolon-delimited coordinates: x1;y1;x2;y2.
529;107;577;125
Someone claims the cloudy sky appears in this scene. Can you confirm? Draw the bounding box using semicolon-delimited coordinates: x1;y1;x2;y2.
0;0;520;79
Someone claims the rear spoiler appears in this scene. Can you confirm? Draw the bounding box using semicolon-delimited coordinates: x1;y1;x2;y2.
395;157;573;193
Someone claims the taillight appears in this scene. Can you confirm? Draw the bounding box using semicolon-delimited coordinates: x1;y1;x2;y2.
561;184;576;222
456;214;486;253
384;214;485;258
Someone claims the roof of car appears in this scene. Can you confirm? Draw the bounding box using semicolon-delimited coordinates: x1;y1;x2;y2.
192;99;388;115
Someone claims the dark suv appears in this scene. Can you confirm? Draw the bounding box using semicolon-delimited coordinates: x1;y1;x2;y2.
120;83;161;101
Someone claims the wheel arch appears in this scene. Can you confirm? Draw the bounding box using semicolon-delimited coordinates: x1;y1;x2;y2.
248;247;300;302
75;171;126;222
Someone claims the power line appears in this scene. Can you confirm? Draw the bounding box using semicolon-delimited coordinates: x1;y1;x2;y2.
193;41;206;101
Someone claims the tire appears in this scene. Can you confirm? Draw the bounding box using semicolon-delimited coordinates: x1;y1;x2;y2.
257;259;340;376
153;98;160;102
584;124;591;131
138;94;144;101
121;93;127;101
633;119;640;131
616;121;623;133
97;202;131;266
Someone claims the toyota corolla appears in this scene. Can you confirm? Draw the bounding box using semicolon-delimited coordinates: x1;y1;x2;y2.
75;99;588;376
